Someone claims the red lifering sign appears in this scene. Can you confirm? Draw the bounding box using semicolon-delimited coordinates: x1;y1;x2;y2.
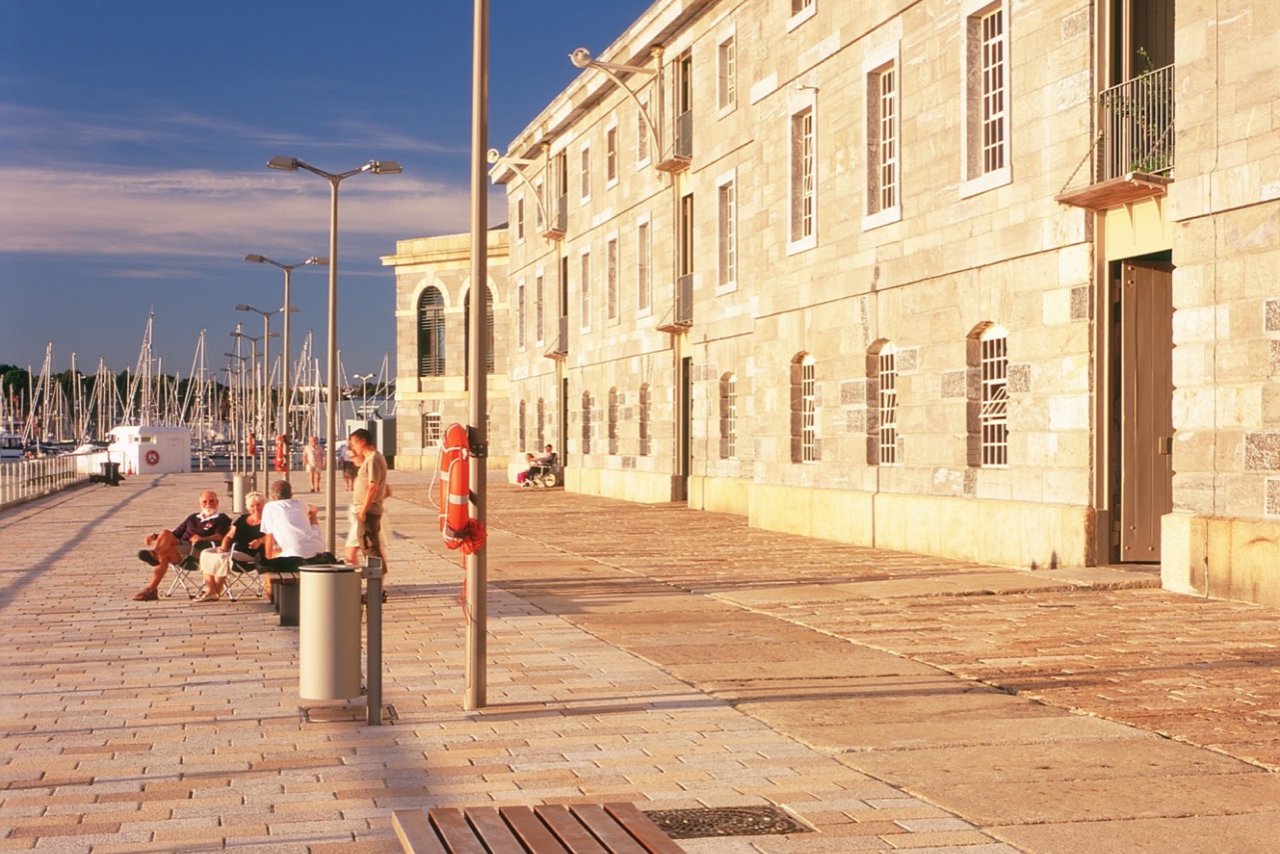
144;449;160;466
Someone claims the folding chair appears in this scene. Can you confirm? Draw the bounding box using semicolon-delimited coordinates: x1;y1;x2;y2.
162;547;204;599
224;554;264;601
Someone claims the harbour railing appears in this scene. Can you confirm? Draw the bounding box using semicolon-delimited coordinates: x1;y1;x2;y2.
0;451;111;510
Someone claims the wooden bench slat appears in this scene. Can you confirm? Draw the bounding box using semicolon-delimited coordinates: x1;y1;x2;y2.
499;805;569;853
392;809;448;854
569;804;647;854
534;804;609;854
428;807;490;854
465;805;527;854
603;803;685;854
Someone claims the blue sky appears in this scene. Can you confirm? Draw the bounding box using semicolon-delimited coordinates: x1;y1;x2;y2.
0;0;651;381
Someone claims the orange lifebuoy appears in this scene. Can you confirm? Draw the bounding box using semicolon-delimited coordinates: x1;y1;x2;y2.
274;435;287;472
144;449;160;466
436;423;486;554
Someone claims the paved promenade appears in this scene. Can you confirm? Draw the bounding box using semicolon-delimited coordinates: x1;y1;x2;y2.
3;471;1279;852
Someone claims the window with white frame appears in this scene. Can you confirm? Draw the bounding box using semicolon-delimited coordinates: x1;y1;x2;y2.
606;124;618;186
788;0;816;31
865;58;901;227
717;34;736;113
580;249;591;331
606;236;619;322
878;345;898;465
579;144;591;203
422;412;442;448
637;96;651;167
636;218;652;314
791;353;818;463
534;272;545;344
719;372;737;459
517;281;526;350
962;1;1010;195
717;172;737;291
789;104;816;251
980;327;1008;466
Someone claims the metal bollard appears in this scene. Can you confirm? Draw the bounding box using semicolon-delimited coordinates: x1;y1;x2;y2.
363;556;384;725
232;474;246;514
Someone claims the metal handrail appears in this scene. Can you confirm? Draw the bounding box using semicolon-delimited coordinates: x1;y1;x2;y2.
1098;63;1174;181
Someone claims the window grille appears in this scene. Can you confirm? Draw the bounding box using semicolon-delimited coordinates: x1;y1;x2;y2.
518;400;526;451
720;373;737;459
581;391;592;454
580;251;591;329
966;5;1007;179
536;398;546;448
462;291;495;378
718;180;736;287
607;387;619;455
639;384;651;457
535;274;545;344
637;221;651;312
606;126;618;183
422;412;442;448
791;108;814;241
878;349;898;465
717;36;736;110
416;287;445;377
980;331;1008;466
606;237;619;321
791;354;818;463
868;63;898;214
517;282;526;350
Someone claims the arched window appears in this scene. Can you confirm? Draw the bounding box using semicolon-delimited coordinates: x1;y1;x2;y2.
518;399;527;452
536;398;546;449
581;391;593;455
719;373;736;460
638;384;651;457
871;342;897;466
607;387;619;455
966;322;1008;468
463;288;496;382
790;352;818;463
417;287;445;376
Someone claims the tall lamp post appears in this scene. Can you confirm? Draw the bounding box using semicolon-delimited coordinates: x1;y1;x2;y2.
352;372;374;420
265;156;401;553
244;254;326;481
235;308;278;487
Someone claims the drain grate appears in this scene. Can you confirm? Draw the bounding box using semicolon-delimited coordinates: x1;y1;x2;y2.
642;806;810;839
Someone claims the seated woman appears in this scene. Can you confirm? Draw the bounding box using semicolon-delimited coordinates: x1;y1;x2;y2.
195;491;266;602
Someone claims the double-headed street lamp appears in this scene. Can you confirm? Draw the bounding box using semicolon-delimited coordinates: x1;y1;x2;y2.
265;156;402;553
352;372;375;419
235;306;278;486
244;254;326;481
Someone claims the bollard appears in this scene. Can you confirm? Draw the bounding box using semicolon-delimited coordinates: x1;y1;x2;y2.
232;474;246;514
363;556;384;725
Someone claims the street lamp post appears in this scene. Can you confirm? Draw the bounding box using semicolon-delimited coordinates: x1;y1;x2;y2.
228;330;260;483
244;254;326;482
236;305;278;486
352;372;374;420
265;156;401;554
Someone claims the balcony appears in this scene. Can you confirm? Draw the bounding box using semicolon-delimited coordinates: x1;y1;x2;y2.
1057;64;1174;210
546;315;568;360
541;194;568;240
657;273;694;333
656;111;692;173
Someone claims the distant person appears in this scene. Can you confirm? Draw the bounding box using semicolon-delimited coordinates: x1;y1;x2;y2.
337;440;357;490
302;435;324;493
196;491;266;602
347;428;388;578
516;452;536;486
273;433;288;473
133;490;231;601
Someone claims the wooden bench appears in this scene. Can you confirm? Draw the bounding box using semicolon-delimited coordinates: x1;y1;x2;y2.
392;803;685;854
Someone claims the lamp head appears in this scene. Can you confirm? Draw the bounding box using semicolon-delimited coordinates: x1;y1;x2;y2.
366;160;403;175
570;47;592;68
486;148;501;165
267;156;300;171
244;254;266;264
305;256;328;266
235;304;251;312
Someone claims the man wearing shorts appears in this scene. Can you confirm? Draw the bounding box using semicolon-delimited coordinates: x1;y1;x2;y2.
347;428;388;575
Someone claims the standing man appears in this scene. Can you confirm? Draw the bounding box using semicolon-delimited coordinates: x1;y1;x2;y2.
347;428;388;576
302;435;324;493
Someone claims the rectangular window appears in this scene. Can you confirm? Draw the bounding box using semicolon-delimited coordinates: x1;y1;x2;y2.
801;360;817;462
866;61;900;224
792;0;813;12
606;237;619;322
717;36;736;112
720;375;737;460
534;179;545;231
790;106;815;248
516;282;526;350
422;412;442;448
637;219;652;313
580;250;592;331
606;125;618;185
535;273;545;344
717;177;736;289
788;0;816;31
516;197;525;242
962;2;1011;195
981;333;1008;466
580;145;591;202
878;350;898;465
637;96;651;167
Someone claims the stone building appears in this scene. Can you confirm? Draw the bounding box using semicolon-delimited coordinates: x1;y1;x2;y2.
382;228;512;471
418;0;1277;606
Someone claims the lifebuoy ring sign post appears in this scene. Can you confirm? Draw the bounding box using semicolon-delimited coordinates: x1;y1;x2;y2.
144;449;160;466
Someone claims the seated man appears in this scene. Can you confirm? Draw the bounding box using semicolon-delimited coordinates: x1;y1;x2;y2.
534;444;557;468
133;489;231;601
259;479;332;595
195;490;266;602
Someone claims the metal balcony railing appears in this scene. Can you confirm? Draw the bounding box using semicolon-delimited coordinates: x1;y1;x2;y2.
1098;64;1174;181
556;315;568;354
675;273;694;326
674;110;692;159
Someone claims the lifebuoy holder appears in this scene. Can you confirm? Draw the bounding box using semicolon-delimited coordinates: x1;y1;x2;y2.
144;449;160;466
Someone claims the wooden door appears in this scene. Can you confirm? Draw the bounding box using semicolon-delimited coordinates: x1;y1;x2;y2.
1119;262;1173;560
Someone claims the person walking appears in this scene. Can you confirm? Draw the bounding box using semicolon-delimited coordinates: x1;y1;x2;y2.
302;435;324;493
346;428;388;579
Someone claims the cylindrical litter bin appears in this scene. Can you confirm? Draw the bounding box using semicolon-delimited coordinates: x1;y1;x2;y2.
299;564;362;700
232;474;247;514
100;461;120;484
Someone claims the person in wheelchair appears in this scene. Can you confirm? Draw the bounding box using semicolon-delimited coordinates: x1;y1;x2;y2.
523;444;559;488
194;491;267;602
132;490;231;601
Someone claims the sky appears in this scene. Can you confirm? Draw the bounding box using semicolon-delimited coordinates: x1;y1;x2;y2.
0;0;652;383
